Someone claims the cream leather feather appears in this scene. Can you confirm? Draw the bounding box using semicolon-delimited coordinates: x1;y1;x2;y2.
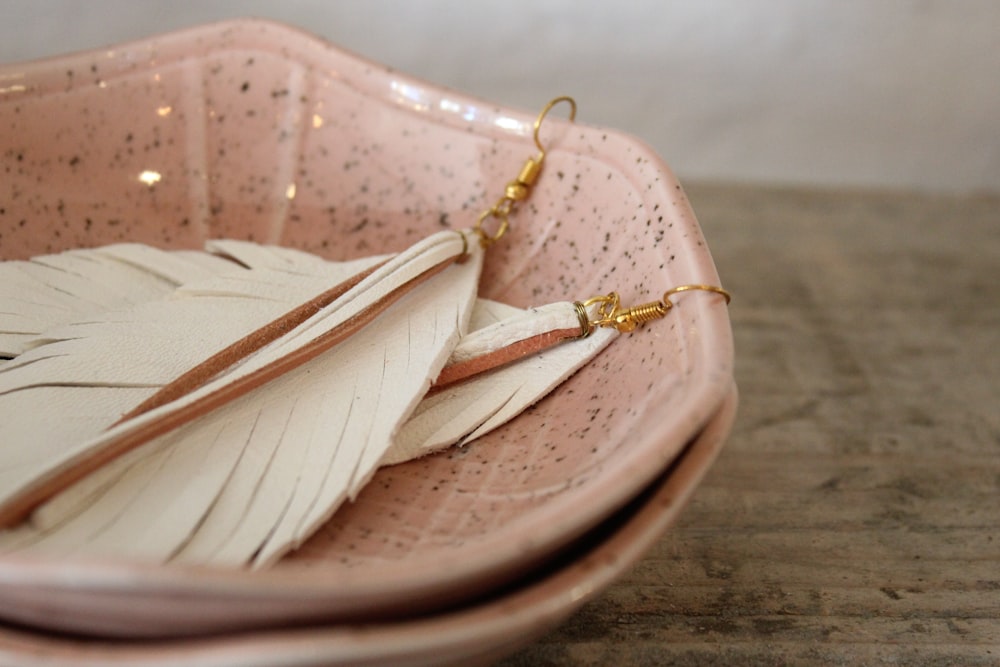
0;257;385;511
0;231;471;526
2;241;482;565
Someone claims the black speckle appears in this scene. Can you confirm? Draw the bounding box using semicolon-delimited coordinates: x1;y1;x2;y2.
240;81;250;92
880;587;902;600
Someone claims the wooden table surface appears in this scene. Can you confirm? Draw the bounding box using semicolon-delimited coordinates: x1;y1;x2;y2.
498;184;1000;665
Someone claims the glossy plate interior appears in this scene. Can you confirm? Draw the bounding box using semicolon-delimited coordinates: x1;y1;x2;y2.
0;19;734;636
0;388;737;667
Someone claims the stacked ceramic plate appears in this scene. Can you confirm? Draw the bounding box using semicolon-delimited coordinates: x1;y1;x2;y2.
0;20;735;665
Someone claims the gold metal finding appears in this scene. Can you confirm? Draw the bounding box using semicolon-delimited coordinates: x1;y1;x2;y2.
533;96;577;155
577;284;730;334
664;284;731;305
610;300;670;333
572;300;593;338
474;96;577;247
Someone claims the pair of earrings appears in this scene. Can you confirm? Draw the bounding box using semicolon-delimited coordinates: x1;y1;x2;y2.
0;99;728;567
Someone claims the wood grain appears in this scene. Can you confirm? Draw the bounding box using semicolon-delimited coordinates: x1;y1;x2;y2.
498;184;1000;665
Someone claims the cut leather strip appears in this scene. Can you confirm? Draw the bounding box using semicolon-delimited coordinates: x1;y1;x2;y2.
433;326;582;390
382;299;618;466
432;300;588;390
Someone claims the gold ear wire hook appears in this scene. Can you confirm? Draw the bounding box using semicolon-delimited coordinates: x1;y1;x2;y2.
511;96;577;199
664;284;732;305
474;96;578;248
533;96;577;157
577;284;730;334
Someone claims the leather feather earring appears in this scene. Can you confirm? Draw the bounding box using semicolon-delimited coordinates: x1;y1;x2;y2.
0;97;729;568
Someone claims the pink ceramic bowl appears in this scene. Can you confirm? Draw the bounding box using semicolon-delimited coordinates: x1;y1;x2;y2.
0;19;734;637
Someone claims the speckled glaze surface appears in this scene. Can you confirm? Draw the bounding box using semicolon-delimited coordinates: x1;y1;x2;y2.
0;19;734;636
0;388;737;667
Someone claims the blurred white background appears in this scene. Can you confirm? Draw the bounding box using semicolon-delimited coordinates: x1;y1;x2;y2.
3;1;997;193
